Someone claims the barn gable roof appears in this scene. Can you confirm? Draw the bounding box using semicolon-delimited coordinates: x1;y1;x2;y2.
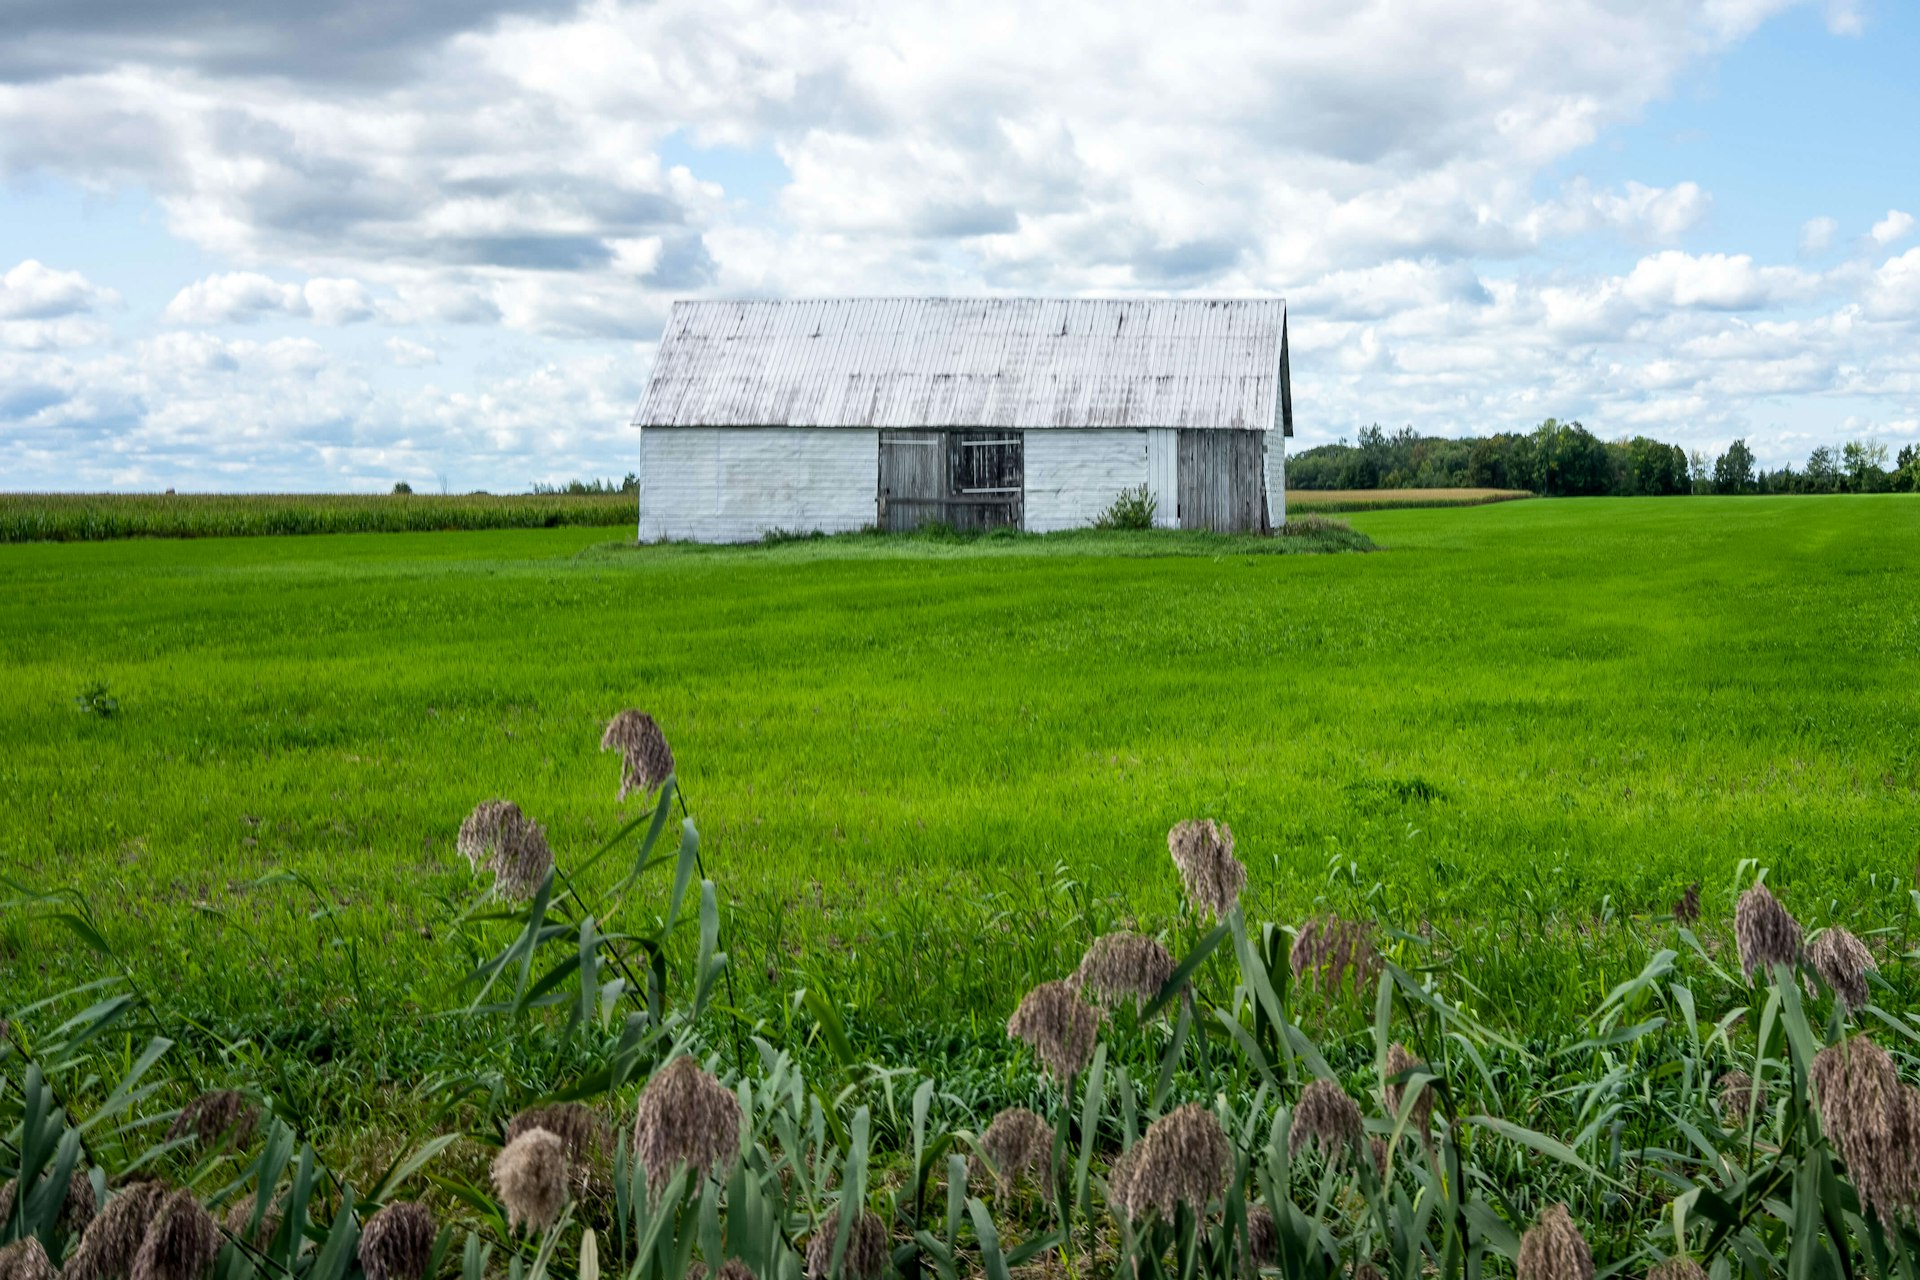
634;297;1291;434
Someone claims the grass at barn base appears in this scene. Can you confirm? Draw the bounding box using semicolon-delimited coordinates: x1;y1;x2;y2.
2;495;1917;1140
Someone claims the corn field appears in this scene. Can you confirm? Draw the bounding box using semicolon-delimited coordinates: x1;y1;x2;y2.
0;494;634;542
5;714;1917;1280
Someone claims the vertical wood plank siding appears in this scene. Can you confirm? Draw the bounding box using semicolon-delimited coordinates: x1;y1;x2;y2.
638;427;878;542
1176;429;1267;533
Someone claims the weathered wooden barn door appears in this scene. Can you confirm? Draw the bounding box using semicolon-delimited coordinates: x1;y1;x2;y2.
1176;429;1266;532
877;430;945;531
877;430;1024;531
947;432;1023;531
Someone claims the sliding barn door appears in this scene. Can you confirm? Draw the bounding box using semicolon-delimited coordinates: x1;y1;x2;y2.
877;430;1024;532
1176;430;1267;533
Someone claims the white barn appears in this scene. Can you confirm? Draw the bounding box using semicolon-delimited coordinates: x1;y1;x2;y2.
631;297;1293;542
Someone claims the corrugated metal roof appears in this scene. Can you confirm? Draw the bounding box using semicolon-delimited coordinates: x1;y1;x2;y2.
634;297;1290;432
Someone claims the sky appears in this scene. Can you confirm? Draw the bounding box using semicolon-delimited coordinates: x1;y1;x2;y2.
0;0;1916;492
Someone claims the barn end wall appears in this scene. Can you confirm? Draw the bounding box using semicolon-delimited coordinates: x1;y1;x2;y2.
1267;433;1286;526
1023;429;1152;533
638;427;879;542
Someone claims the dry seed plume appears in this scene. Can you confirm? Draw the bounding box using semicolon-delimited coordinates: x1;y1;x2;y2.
63;1182;166;1280
167;1091;257;1149
1648;1260;1708;1280
1291;914;1378;997
632;1056;742;1191
1115;1103;1231;1221
1290;1079;1364;1162
456;800;553;900
357;1202;436;1280
1244;1204;1277;1269
687;1262;757;1280
1167;819;1246;920
1716;1071;1765;1126
603;711;675;802
1672;882;1700;925
803;1207;887;1280
0;1239;56;1280
1734;882;1801;980
1104;1145;1142;1222
220;1193;282;1251
491;1129;569;1233
1810;1036;1920;1225
1515;1203;1594;1280
1006;981;1103;1081
974;1108;1055;1200
1074;933;1177;1012
1383;1043;1434;1137
129;1189;219;1280
508;1103;612;1190
5;1172;97;1241
1809;926;1875;1010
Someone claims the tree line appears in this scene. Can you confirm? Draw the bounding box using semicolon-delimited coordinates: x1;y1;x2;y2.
1290;420;1920;496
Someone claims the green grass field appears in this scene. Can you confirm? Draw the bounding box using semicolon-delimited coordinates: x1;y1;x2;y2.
4;495;1915;1052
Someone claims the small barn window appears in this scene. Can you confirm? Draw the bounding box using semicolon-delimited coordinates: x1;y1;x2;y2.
951;432;1023;495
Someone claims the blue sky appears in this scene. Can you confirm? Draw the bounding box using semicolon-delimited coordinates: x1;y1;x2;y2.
1;0;1915;490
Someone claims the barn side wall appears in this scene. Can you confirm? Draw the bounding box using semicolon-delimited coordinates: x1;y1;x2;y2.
1023;429;1151;533
638;427;879;543
1145;429;1178;529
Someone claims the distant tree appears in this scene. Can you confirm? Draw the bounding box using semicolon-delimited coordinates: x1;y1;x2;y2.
1688;449;1710;494
1841;441;1890;492
1623;436;1688;496
1712;440;1756;494
1895;444;1919;493
1804;445;1840;493
392;481;414;494
1467;436;1509;488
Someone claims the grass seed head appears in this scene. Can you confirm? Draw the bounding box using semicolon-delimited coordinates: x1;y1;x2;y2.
457;800;523;872
602;711;675;802
0;1238;56;1280
1167;819;1245;920
1515;1203;1593;1280
1244;1204;1277;1269
1734;882;1802;980
63;1182;166;1280
1648;1260;1707;1280
357;1202;436;1280
1809;926;1875;1010
1383;1043;1433;1137
62;1172;98;1238
491;1128;569;1233
1105;1145;1141;1222
1006;981;1102;1081
1074;933;1177;1012
1120;1103;1231;1221
687;1262;757;1280
974;1107;1054;1200
632;1057;742;1192
1290;1079;1364;1162
803;1207;887;1280
1291;914;1378;997
507;1104;611;1190
489;819;552;902
220;1193;282;1251
167;1092;257;1149
1716;1072;1765;1126
1810;1036;1920;1225
1672;882;1700;925
129;1189;219;1280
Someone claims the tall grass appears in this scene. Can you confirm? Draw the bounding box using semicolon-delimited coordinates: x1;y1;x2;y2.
0;492;635;542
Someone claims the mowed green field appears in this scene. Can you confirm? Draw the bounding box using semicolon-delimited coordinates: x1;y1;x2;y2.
2;497;1917;1049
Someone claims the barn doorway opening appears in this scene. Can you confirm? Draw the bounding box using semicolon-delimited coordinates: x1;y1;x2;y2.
878;430;1024;532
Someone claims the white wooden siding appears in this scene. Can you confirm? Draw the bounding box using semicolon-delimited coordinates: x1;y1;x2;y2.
1265;434;1286;526
1023;429;1150;533
1145;428;1177;529
638;428;878;542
